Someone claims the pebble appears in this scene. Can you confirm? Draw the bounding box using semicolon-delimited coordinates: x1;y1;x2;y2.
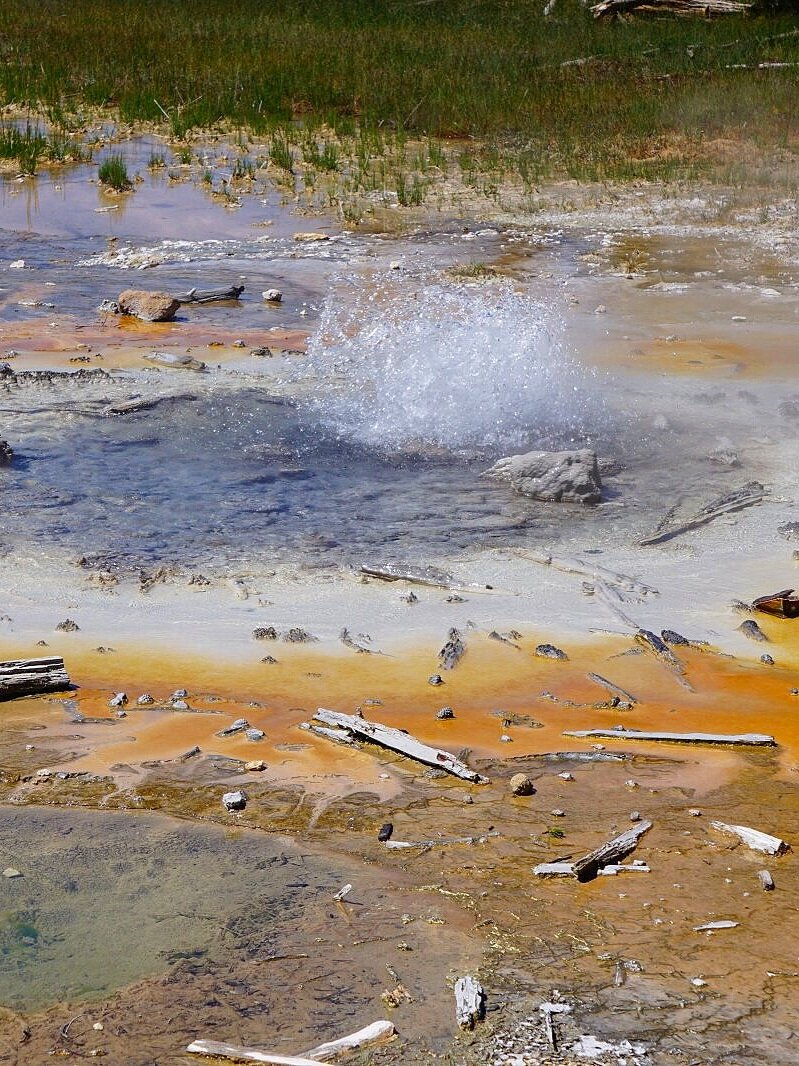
500;734;513;743
509;773;535;796
245;760;267;772
109;692;127;707
761;654;775;666
428;674;444;686
558;771;574;781
245;727;265;741
689;808;702;816
630;811;641;822
2;868;22;879
262;288;283;302
9;260;25;269
378;823;394;842
115;709;127;718
594;304;606;314
137;694;155;705
222;790;247;812
171;699;190;711
436;706;455;720
551;809;565;817
92;1023;104;1032
535;643;568;661
172;689;188;699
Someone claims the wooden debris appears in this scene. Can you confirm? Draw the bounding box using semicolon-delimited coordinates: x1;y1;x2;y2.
753;589;799;619
533;861;577;878
384;833;492;850
587;672;637;704
528;550;658;601
593;0;750;16
439;627;466;669
187;1020;395;1064
299;723;358;747
565;727;776;747
710;821;790;855
360;563;492;591
105;392;197;416
309;708;489;783
539;1002;571;1051
339;628;374;654
455;976;485;1029
178;285;245;304
635;628;692;690
695;920;739;932
573;820;652;883
640;481;767;547
0;656;71;701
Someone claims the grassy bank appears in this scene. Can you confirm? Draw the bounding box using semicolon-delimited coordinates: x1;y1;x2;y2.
2;0;799;185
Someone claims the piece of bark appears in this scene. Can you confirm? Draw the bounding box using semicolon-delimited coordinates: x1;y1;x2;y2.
0;656;71;701
310;708;489;783
178;285;245;304
710;821;789;855
564;727;775;747
454;976;485;1029
758;869;775;891
572;820;652;883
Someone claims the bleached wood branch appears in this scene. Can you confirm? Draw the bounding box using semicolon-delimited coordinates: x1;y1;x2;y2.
310;708;489;783
455;976;485;1029
564;727;775;746
0;656;70;701
710;821;789;855
573;820;653;883
187;1020;396;1064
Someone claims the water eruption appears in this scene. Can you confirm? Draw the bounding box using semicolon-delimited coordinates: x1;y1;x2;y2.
300;275;606;456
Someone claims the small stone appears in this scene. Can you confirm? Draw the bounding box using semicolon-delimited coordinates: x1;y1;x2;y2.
463;793;474;804
690;977;708;988
625;779;639;790
253;626;278;641
172;689;188;699
688;808;702;817
436;706;455;720
222;790;247;812
262;288;283;302
245;728;265;741
171;699;190;711
115;709;127;718
9;260;25;269
378;823;394;842
109;692;128;708
500;734;513;743
738;619;768;642
117;289;180;322
245;760;267;772
293;231;330;242
777;521;799;541
400;590;418;604
137;694;155;705
630;810;641;822
535;643;568;661
36;768;53;778
758;869;775;891
55;618;80;632
551;808;565;817
509;773;535;796
233;339;246;348
2;868;22;879
0;439;13;466
389;260;402;270
558;771;574;781
92;1023;104;1032
428;675;444;686
594;304;606;314
25;744;35;751
761;654;775;665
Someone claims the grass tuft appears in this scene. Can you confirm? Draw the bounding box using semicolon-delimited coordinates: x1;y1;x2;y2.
98;153;131;190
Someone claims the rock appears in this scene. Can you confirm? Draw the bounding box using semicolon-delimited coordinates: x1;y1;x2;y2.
500;734;513;743
283;627;316;643
253;626;278;641
436;706;455;720
262;288;283;302
117;289;180;322
761;654;775;666
109;692;128;708
55;619;80;632
484;449;602;505
2;868;22;878
738;619;768;642
245;727;265;741
217;718;250;737
428;674;444;686
9;260;25;269
378;823;394;841
172;689;188;699
137;694;155;705
251;346;274;358
222;790;247;812
171;699;190;711
630;810;641;822
293;231;330;242
778;521;799;542
551;808;565;817
0;440;13;466
509;773;535;796
245;760;267;772
535;643;568;661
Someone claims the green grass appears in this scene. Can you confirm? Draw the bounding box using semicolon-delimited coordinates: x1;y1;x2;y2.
0;122;89;174
98;153;131;190
2;0;799;185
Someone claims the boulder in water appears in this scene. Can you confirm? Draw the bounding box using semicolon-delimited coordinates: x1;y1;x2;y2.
484;448;601;505
118;289;180;322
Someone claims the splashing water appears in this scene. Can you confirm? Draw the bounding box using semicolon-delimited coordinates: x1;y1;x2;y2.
300;276;605;455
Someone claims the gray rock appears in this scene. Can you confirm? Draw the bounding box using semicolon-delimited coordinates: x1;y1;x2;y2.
0;440;13;466
137;693;155;705
535;643;568;661
778;521;799;542
738;619;768;642
118;289;180;322
245;728;265;741
217;717;250;737
436;706;455;720
222;790;247;812
484;448;602;505
109;692;128;708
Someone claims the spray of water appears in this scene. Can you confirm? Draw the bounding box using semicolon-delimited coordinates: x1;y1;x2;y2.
299;275;605;456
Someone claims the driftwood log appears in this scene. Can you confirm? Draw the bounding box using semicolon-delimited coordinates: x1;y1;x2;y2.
187;1020;395;1063
455;976;485;1029
309;708;489;783
0;656;71;701
564;727;776;746
710;821;790;855
178;285;245;304
640;481;766;547
592;0;750;16
573;820;653;882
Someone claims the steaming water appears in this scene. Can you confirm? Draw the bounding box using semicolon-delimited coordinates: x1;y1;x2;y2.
301;277;604;454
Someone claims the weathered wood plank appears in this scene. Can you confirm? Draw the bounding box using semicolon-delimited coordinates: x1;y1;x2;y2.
573;820;652;883
311;708;489;783
187;1021;396;1064
710;821;790;855
455;976;485;1029
0;656;71;701
185;1041;321;1065
564;727;775;746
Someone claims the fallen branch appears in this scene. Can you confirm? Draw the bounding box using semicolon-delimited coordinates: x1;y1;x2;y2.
455;976;485;1029
187;1020;396;1064
564;727;776;747
635;629;692;690
640;481;767;547
309;708;489;783
359;563;492;592
573;820;653;883
384;833;493;850
587;672;637;705
0;656;71;701
592;0;751;17
710;821;790;855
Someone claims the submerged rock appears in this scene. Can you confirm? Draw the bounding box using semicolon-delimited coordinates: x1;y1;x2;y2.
0;439;13;466
118;289;180;322
738;619;768;642
484;448;602;505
